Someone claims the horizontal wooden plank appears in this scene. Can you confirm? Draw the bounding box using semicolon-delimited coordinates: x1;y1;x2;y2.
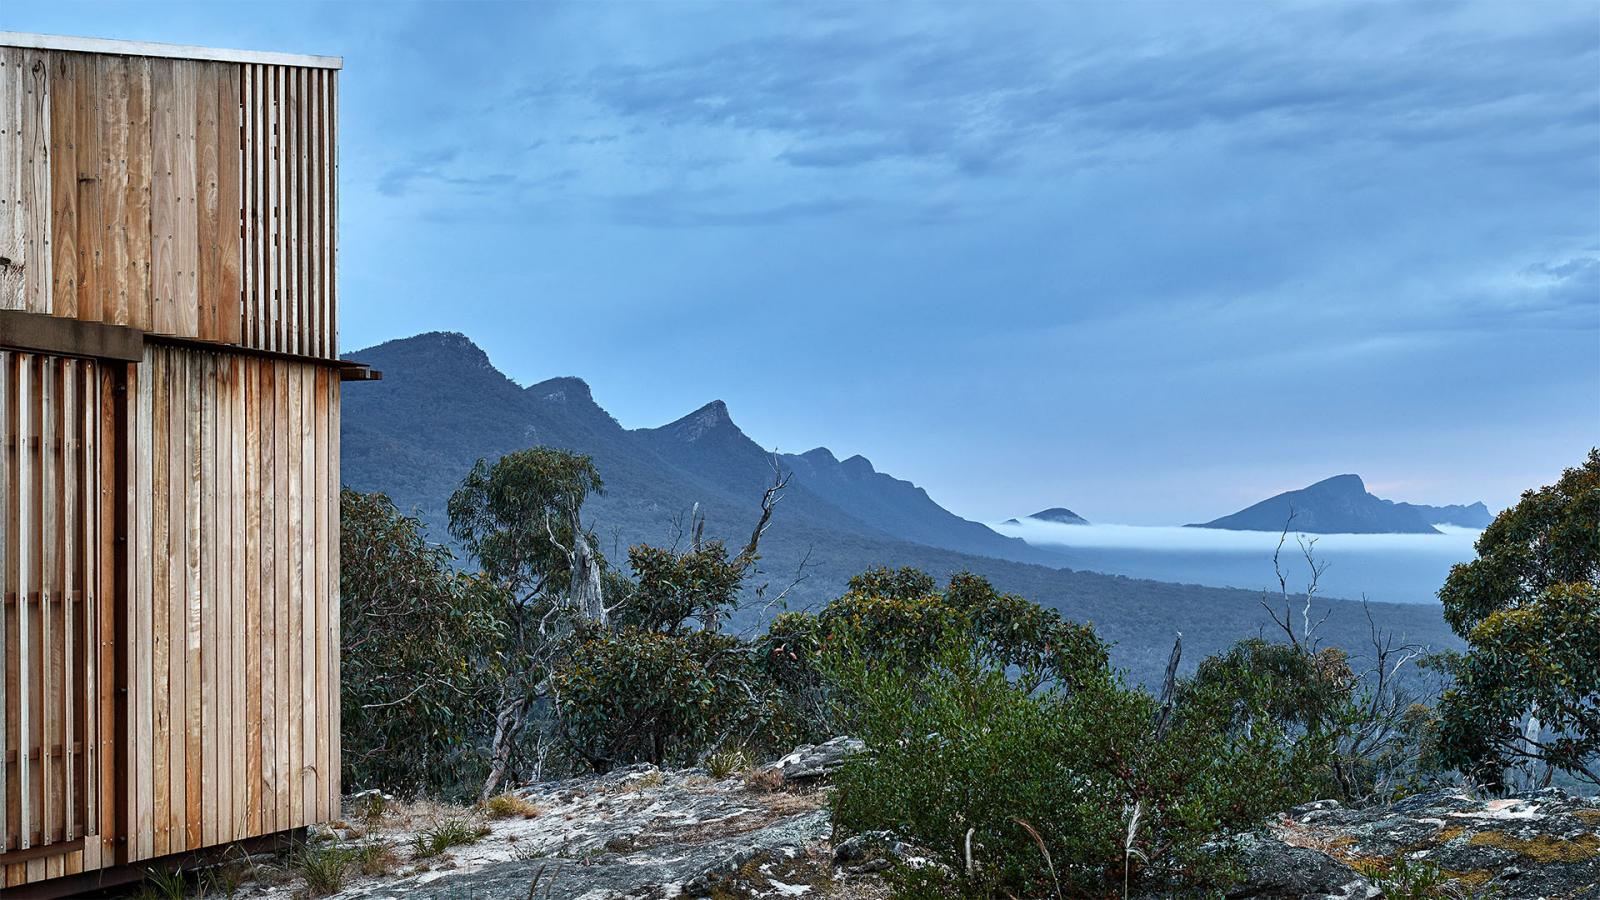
0;310;143;362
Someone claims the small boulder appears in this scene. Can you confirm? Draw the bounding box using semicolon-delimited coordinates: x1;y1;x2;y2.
771;736;865;783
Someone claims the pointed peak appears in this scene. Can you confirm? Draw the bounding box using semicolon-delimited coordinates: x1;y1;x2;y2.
695;399;731;423
528;376;594;405
1308;474;1367;494
799;447;838;464
655;400;738;443
840;454;876;475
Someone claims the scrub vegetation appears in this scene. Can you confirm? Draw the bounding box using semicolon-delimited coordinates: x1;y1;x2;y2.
336;447;1600;895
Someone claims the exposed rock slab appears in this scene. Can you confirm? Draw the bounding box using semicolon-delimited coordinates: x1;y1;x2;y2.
1238;788;1600;899
260;764;885;900
770;737;866;783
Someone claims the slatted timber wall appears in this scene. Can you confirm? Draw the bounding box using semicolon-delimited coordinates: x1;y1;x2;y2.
0;46;338;360
1;351;104;885
122;344;340;865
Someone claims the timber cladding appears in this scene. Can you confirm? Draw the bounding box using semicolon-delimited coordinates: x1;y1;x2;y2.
0;44;338;359
123;346;341;864
0;34;349;892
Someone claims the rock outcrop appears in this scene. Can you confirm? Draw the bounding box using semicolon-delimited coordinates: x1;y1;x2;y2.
770;736;867;783
253;757;1596;900
1226;789;1600;899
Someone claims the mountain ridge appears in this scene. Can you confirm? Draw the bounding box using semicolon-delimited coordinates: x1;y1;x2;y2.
339;331;1462;684
1190;474;1488;534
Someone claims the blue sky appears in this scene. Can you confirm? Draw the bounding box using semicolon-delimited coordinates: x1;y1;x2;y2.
7;1;1597;524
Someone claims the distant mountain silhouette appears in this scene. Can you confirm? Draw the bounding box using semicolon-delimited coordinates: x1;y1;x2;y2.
1394;501;1494;529
1004;507;1090;526
340;333;1461;684
1188;475;1487;534
342;332;1043;566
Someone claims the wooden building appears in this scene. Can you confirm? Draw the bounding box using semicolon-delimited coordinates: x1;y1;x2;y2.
0;32;369;895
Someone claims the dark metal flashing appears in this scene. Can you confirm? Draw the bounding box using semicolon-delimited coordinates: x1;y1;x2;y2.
339;363;382;381
0;310;144;362
142;332;380;379
0;312;383;381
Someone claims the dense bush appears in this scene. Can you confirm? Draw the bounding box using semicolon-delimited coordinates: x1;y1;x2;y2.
340;489;508;797
817;568;1109;690
1435;449;1600;788
828;634;1321;895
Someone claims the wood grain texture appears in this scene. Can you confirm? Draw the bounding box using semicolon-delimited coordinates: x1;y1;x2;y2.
2;37;347;887
4;47;337;358
0;353;99;859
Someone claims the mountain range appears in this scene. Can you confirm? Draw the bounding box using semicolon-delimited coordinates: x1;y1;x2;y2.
340;332;1461;683
1189;474;1492;534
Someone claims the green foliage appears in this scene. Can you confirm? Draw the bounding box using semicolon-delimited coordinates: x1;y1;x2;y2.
447;447;604;597
828;632;1319;896
553;626;806;772
290;842;358;897
818;569;1109;692
1185;635;1451;804
340;489;509;798
1354;855;1479;899
410;819;490;860
554;626;721;771
1435;449;1600;787
755;611;829;731
616;541;745;634
132;868;190;900
706;746;755;779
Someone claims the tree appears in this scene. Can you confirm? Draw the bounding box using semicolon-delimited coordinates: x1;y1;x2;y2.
1435;449;1600;788
446;448;606;799
340;490;508;797
551;464;801;771
448;447;607;622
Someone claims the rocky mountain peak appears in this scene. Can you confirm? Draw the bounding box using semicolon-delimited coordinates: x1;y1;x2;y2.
527;376;594;405
659;400;737;443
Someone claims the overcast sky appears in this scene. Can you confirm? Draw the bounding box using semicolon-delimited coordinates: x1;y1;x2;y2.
7;1;1597;524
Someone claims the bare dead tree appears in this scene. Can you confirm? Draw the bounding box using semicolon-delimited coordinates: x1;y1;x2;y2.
540;502;606;625
1261;511;1332;652
1326;599;1427;803
734;456;792;572
1151;633;1183;742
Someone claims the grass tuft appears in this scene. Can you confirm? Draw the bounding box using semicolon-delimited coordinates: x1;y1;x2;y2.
743;766;785;793
350;840;402;877
411;818;491;859
482;792;541;820
707;747;755;780
293;844;352;897
132;868;191;900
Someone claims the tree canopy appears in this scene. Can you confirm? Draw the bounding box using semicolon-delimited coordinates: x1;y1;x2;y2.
1435;449;1600;786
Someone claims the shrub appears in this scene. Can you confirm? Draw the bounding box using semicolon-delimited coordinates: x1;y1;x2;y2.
553;627;721;771
829;634;1321;895
1435;449;1600;788
340;490;509;798
818;569;1109;692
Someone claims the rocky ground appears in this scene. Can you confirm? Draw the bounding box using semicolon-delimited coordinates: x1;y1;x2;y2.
1229;788;1600;898
183;743;1596;900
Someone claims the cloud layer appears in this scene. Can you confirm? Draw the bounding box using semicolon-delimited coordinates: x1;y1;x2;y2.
8;0;1595;523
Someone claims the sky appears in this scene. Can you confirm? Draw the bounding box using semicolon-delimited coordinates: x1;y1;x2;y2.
6;1;1597;525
